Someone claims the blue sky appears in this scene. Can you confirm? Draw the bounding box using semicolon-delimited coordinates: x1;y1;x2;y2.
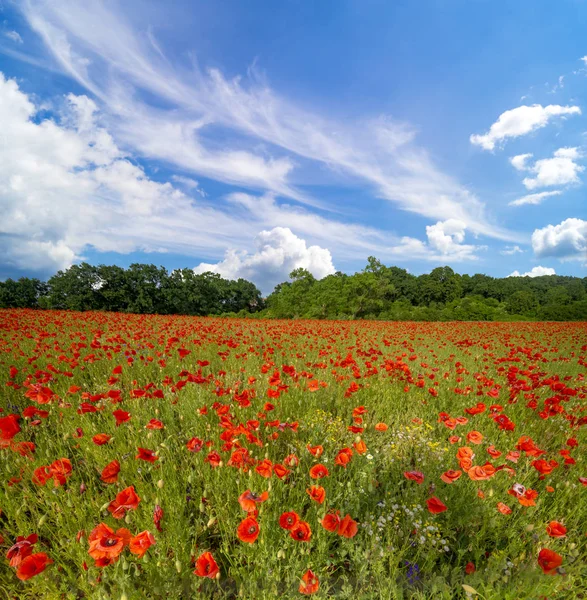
0;0;585;293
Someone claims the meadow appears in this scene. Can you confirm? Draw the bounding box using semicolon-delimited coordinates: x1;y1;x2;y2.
0;309;585;599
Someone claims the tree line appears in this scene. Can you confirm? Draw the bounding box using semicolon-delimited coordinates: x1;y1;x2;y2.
1;258;586;320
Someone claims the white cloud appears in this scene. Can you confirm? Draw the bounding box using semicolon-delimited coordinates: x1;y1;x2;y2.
510;153;533;171
532;218;587;260
500;245;524;255
0;73;486;279
2;31;23;44
509;190;562;206
522;147;584;190
4;30;24;44
508;266;556;277
424;219;480;259
581;56;587;65
194;227;335;294
14;0;517;241
470;104;581;151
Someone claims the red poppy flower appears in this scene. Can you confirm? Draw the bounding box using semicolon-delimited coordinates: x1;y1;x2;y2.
238;490;269;513
306;444;323;457
108;486;141;519
279;512;299;530
467;431;483;445
440;469;462;484
465;562;476;574
255;459;273;478
497;502;512;515
374;423;388;432
337;514;358;538
92;434;111;446
49;458;73;487
426;497;448;514
537;548;562;575
404;471;424;484
16;553;53;581
101;460;120;484
88;523;131;566
321;511;341;532
146;419;164;430
112;409;131;426
309;464;329;479
299;569;319;595
194;551;219;578
290;521;312;542
129;531;156;558
306;485;326;504
546;521;567;538
0;414;20;442
6;534;37;567
136;447;158;463
186;437;203;452
237;517;260;543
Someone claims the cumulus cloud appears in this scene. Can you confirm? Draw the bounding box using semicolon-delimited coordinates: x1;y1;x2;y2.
521;148;584;190
470;104;581;151
510;154;533;171
532;218;587;260
194;227;335;294
508;266;556;277
500;245;524;255
509;190;562;206
425;219;479;259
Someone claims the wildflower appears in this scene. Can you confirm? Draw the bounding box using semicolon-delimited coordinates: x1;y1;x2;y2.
546;521;566;538
108;486;141;519
537;549;562;575
299;569;319;595
238;490;269;513
306;485;326;504
16;553;52;581
129;531;156;558
237;517;260;543
279;512;300;530
101;460;120;484
290;521;312;542
426;497;448;514
194;552;219;578
309;464;329;479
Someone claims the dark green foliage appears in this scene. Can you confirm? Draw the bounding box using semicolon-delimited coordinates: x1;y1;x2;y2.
0;264;264;316
264;258;587;321
1;257;586;320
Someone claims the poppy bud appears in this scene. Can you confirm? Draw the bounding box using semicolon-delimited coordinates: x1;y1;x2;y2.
215;572;221;580
268;481;272;492
155;409;159;415
175;560;181;573
157;479;164;489
100;502;110;512
122;559;129;571
147;432;152;439
120;594;128;600
38;514;48;527
80;482;87;494
207;517;216;528
277;549;285;559
125;513;132;524
199;502;206;513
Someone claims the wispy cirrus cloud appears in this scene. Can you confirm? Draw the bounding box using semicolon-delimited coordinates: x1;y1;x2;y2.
16;0;515;242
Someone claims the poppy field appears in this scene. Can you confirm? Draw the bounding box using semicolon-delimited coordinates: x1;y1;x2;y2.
0;309;586;599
